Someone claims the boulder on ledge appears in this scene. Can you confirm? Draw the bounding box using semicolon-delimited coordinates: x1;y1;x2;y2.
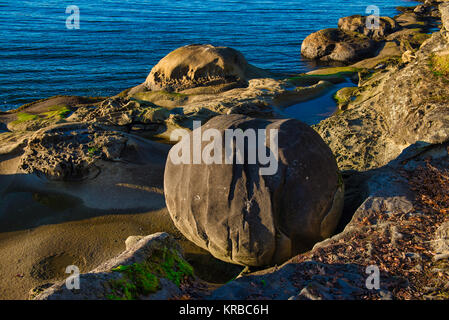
338;15;399;40
145;44;267;93
164;114;344;267
301;28;379;63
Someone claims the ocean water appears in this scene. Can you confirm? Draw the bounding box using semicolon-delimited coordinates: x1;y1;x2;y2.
0;0;419;110
282;79;358;125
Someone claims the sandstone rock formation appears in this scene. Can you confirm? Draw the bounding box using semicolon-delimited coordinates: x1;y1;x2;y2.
314;30;449;171
338;15;399;40
209;142;449;300
0;0;447;301
1;122;169;213
33;233;193;300
441;2;449;41
301;28;379;63
206;1;449;300
145;44;267;92
164;114;344;267
301;6;440;64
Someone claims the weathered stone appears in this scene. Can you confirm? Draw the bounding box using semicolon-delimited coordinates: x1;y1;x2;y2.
5;122;170;212
301;28;380;63
125;236;146;251
441;2;449;35
433;222;449;254
338;15;399;40
414;4;429;15
209;142;449;300
145;44;267;92
33;233;191;300
314;32;449;171
164;114;344;267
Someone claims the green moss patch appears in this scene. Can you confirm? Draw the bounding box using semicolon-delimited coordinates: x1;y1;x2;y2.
108;264;160;300
334;87;359;105
107;247;194;300
11;105;71;128
42;105;72;119
430;53;449;78
288;67;361;86
411;33;431;47
15;112;39;122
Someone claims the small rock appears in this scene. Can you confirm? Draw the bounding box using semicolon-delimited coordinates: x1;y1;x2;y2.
374;63;386;70
402;50;416;63
125;236;145;251
433;253;449;262
379;289;394;300
405;252;422;260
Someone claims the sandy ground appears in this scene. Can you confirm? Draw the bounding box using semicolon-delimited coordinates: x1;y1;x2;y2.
0;117;242;300
0;208;241;300
0;118;243;300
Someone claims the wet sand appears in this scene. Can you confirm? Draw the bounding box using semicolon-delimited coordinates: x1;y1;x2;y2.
0;209;242;300
0;125;242;300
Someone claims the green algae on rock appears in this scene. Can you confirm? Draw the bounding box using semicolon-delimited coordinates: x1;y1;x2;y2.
288;67;361;86
7;105;72;132
314;29;449;171
107;247;193;300
33;233;194;300
301;28;380;63
430;51;449;77
333;86;359;109
2;1;448;301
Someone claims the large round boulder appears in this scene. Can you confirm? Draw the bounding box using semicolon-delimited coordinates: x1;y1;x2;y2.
164;114;344;267
145;44;263;92
301;28;379;63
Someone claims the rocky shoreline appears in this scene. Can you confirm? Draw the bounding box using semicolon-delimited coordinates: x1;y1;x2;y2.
0;0;448;300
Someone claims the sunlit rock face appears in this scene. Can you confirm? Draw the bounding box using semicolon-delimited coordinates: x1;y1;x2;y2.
164;114;344;267
145;44;265;92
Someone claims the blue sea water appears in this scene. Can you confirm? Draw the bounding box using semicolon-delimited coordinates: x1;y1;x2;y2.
282;79;358;125
0;0;419;110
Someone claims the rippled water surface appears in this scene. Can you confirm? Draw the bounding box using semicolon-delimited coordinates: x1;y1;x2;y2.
0;0;419;110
